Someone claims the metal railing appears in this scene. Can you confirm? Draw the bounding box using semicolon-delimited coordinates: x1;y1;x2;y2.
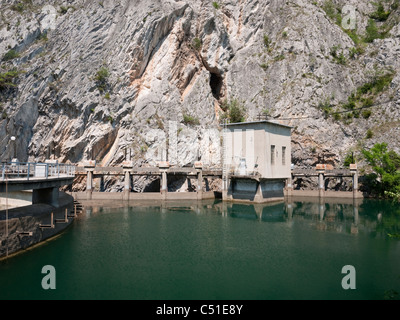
1;162;76;181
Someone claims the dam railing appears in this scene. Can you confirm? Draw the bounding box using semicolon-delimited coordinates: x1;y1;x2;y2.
1;162;76;181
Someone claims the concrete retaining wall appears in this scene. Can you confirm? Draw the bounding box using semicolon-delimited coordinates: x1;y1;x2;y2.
284;189;364;199
71;191;220;201
0;192;74;259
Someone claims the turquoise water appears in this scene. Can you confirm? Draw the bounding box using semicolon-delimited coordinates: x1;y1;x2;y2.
1;198;400;300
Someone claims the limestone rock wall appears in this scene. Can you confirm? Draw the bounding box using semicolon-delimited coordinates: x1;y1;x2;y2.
0;0;399;191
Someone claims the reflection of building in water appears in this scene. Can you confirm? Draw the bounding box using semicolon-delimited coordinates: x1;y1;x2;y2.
222;121;292;203
222;201;287;222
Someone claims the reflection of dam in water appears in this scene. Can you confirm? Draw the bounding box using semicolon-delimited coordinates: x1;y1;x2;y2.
223;202;286;222
218;197;379;236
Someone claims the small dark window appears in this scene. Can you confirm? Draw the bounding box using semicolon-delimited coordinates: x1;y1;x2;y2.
271;145;275;165
282;146;286;165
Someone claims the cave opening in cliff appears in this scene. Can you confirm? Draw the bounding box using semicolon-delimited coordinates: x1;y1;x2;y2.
209;71;223;100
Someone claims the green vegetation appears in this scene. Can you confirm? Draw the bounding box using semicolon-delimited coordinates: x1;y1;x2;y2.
357;69;395;96
349;46;363;59
10;0;34;13
330;46;346;65
262;108;270;117
343;152;355;168
364;19;388;43
317;98;333;118
263;35;271;49
363;1;396;43
366;129;374;139
370;1;391;21
338;68;395;119
220;99;246;123
94;67;110;93
322;0;366;56
273;53;285;62
60;6;69;14
59;5;76;15
182;113;200;126
318;68;394;122
140;145;148;153
322;0;395;47
11;1;29;13
362;109;372;119
322;0;341;25
192;37;202;51
0;69;21;90
2;49;19;62
362;143;400;198
212;2;220;9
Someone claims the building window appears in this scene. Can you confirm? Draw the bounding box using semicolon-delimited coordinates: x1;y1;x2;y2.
271;145;275;165
282;146;286;166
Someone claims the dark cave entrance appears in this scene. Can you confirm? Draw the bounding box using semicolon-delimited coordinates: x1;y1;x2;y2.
209;71;223;100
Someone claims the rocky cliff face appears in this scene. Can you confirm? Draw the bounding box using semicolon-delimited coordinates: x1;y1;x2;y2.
1;0;399;190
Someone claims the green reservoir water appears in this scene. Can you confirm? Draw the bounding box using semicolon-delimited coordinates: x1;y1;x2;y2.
1;198;400;300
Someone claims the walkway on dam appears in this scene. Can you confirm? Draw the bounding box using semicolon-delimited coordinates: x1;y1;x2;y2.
0;162;75;207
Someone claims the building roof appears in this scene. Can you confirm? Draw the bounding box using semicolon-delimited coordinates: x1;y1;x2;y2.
224;120;292;129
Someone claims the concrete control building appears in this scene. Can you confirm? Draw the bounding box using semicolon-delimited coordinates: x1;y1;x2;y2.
222;120;292;203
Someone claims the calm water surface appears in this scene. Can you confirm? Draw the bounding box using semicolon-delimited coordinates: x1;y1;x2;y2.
1;198;400;300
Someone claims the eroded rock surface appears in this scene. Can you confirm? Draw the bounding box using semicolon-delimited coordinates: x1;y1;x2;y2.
1;0;399;190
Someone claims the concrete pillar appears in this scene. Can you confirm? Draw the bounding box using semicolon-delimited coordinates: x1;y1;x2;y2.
124;170;131;191
222;178;233;201
197;170;203;200
160;171;167;199
318;172;324;196
254;180;263;203
86;170;93;200
316;165;325;198
353;172;358;191
350;164;359;199
158;161;169;200
195;162;203;200
83;160;96;201
222;176;228;201
285;174;293;197
32;187;59;207
123;170;131;201
123;161;133;201
87;171;93;191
